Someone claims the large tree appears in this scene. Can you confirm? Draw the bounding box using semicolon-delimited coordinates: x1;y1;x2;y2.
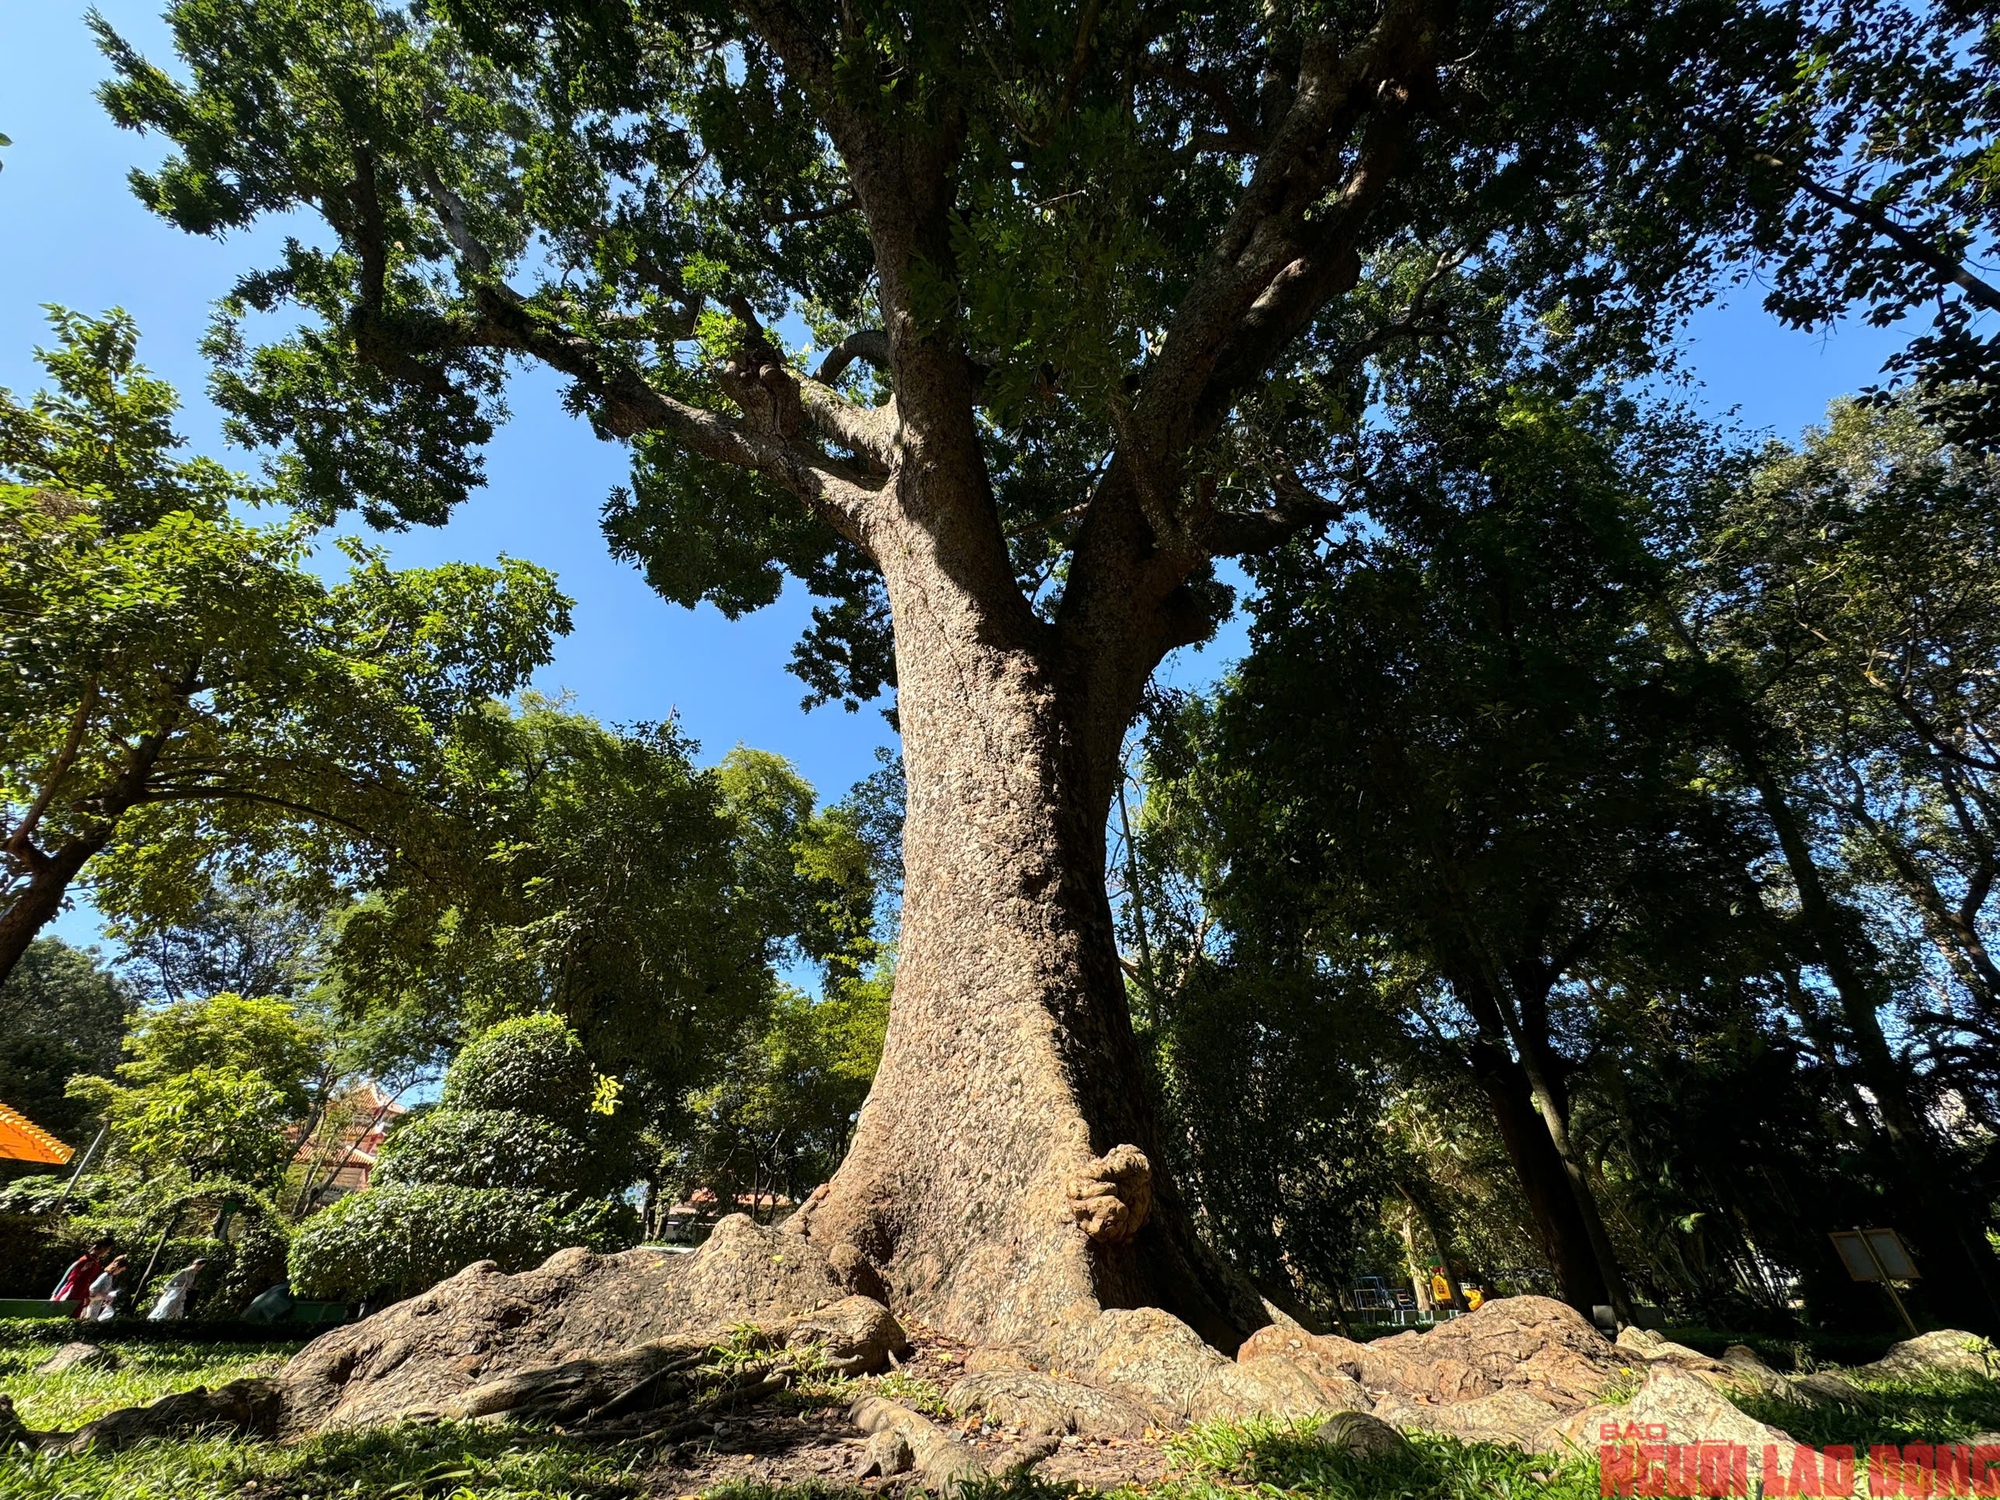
0;311;571;986
98;0;1805;1352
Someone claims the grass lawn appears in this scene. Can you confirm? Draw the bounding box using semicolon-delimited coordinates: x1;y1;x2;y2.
1727;1365;2000;1448
0;1330;299;1433
0;1418;1603;1500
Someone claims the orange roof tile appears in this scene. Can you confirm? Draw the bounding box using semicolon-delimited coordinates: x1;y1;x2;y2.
0;1103;73;1165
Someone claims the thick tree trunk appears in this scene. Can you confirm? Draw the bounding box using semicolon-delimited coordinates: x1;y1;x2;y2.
1508;1031;1635;1325
790;529;1264;1352
1464;1035;1609;1313
0;835;105;988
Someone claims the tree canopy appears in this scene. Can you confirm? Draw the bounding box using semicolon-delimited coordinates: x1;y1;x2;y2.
0;310;572;986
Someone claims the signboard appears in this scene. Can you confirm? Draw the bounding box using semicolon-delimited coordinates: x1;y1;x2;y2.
1830;1228;1920;1282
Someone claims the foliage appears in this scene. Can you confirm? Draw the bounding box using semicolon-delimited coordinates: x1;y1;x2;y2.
371;1108;590;1195
0;310;573;983
89;0;1822;717
290;1014;636;1300
664;978;889;1218
326;700;774;1099
287;1180;634;1302
0;1170;294;1318
0;937;134;1149
112;877;326;1004
717;748;883;985
1719;1;2000;446
66;993;331;1190
1144;960;1392;1316
437;1013;600;1136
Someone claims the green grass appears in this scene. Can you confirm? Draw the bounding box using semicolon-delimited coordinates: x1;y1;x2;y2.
1727;1366;2000;1448
872;1367;951;1418
0;1336;295;1431
0;1420;653;1500
1164;1416;1603;1500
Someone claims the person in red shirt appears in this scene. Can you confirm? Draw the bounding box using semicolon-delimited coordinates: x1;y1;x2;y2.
50;1239;114;1317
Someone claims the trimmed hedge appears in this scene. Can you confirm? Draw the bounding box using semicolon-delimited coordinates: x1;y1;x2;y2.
440;1015;597;1134
291;1015;639;1303
289;1183;636;1302
371;1109;591;1194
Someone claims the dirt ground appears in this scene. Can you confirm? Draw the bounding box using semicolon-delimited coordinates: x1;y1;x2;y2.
630;1324;1174;1495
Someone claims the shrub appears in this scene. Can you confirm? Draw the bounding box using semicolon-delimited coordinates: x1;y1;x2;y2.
290;1014;637;1303
440;1015;596;1132
371;1109;590;1194
289;1183;636;1301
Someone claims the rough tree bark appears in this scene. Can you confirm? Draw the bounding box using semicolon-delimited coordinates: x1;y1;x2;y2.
1465;1035;1610;1313
720;1;1438;1359
789;519;1268;1348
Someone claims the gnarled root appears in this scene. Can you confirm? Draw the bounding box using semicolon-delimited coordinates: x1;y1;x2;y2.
849;1393;989;1496
59;1377;283;1454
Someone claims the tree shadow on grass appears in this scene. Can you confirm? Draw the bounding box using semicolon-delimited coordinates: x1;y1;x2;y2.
1729;1371;2000;1449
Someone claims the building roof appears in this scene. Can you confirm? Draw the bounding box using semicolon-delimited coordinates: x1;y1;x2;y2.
0;1102;73;1165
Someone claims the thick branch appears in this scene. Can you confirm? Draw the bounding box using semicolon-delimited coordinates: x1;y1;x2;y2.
813;330;892;384
798;380;898;468
1761;153;2000;314
1202;473;1350;555
4;678;99;864
460;285;883;547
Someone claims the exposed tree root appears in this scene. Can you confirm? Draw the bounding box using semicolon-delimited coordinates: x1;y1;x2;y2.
849;1393;989;1493
49;1211;1985;1475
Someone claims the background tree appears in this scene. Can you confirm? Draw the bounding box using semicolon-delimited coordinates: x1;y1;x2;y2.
0;937;134;1155
67;991;330;1189
320;703;846;1095
663;978;889;1231
1666;392;2000;1328
1134;371;2000;1333
97;0;1815;1352
0;311;573;985
112;875;326;1005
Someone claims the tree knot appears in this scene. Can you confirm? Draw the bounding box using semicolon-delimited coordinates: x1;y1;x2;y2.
717;340;803;440
1065;1145;1152;1245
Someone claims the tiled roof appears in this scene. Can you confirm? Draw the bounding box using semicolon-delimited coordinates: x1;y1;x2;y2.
0;1102;73;1165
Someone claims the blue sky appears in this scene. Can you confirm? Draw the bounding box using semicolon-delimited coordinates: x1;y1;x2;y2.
2;1;1916;953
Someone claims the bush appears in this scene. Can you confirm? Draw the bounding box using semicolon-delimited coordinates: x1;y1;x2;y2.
371;1108;593;1194
290;1014;638;1303
440;1015;597;1133
289;1183;636;1301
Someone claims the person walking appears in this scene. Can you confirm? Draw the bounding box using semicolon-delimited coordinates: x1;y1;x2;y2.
146;1258;206;1321
83;1254;128;1321
49;1239;113;1317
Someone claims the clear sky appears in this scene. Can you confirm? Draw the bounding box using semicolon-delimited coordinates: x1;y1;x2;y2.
1;1;1917;953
